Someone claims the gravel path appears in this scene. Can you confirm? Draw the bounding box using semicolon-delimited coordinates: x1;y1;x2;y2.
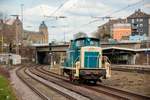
102;70;150;97
10;67;42;100
27;68;90;100
45;65;150;97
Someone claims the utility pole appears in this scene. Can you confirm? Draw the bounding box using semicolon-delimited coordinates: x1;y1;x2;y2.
21;4;24;40
16;21;19;55
64;32;66;43
62;25;68;43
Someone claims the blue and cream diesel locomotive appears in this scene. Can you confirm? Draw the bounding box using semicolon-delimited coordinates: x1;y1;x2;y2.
62;36;108;84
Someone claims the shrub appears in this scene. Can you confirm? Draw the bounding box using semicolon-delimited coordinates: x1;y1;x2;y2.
0;66;10;78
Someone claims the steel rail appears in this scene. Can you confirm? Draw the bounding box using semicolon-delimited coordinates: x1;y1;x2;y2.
16;67;50;100
39;65;150;100
33;65;128;100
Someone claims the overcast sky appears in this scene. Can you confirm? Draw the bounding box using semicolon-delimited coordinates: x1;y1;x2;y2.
0;0;150;42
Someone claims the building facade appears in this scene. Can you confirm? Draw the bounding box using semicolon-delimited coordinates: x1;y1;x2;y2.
23;21;48;45
127;9;150;37
112;23;131;41
96;18;127;41
96;9;150;41
0;17;48;54
0;16;23;53
0;16;22;46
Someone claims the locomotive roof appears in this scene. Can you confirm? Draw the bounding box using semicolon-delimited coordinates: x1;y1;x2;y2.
74;37;100;41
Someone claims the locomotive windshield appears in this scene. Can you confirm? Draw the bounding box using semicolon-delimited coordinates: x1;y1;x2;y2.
89;40;99;46
76;40;84;47
75;37;100;47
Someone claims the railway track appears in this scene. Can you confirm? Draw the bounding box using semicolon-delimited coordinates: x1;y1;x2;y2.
29;65;132;100
37;65;150;100
16;66;50;100
16;66;78;100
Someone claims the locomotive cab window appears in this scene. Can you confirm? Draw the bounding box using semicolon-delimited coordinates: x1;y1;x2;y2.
76;40;84;47
90;40;99;46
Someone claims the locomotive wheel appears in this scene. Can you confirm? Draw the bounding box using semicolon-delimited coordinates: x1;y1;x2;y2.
89;80;97;85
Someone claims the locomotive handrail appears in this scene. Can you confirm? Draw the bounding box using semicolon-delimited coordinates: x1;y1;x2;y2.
106;56;111;65
73;56;80;67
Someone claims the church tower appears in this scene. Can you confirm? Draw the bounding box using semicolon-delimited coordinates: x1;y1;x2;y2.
39;21;48;43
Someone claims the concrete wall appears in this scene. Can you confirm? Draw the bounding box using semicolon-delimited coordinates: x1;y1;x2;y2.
135;52;150;65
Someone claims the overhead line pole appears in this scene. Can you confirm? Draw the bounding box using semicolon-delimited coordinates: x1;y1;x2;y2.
87;0;144;25
21;4;24;41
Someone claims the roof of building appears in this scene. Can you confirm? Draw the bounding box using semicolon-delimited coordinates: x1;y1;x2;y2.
102;46;150;52
24;30;42;34
0;16;22;26
102;46;135;51
101;40;141;45
5;19;15;25
98;18;127;28
127;9;150;18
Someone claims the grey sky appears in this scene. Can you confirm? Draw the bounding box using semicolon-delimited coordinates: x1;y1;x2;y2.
0;0;150;42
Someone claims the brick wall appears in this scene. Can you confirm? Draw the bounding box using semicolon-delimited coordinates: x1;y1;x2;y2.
19;46;36;63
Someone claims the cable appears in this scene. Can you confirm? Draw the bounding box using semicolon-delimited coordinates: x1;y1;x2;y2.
63;0;144;39
44;0;69;21
108;0;143;16
79;0;144;26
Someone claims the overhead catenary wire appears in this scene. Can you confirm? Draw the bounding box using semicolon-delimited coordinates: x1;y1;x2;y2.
44;0;69;21
66;0;144;34
88;0;144;24
62;0;145;39
37;0;145;41
50;0;69;16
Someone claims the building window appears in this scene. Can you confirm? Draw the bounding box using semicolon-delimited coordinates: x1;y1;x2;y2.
138;28;143;32
140;23;143;27
140;18;143;22
136;18;139;22
132;19;134;23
